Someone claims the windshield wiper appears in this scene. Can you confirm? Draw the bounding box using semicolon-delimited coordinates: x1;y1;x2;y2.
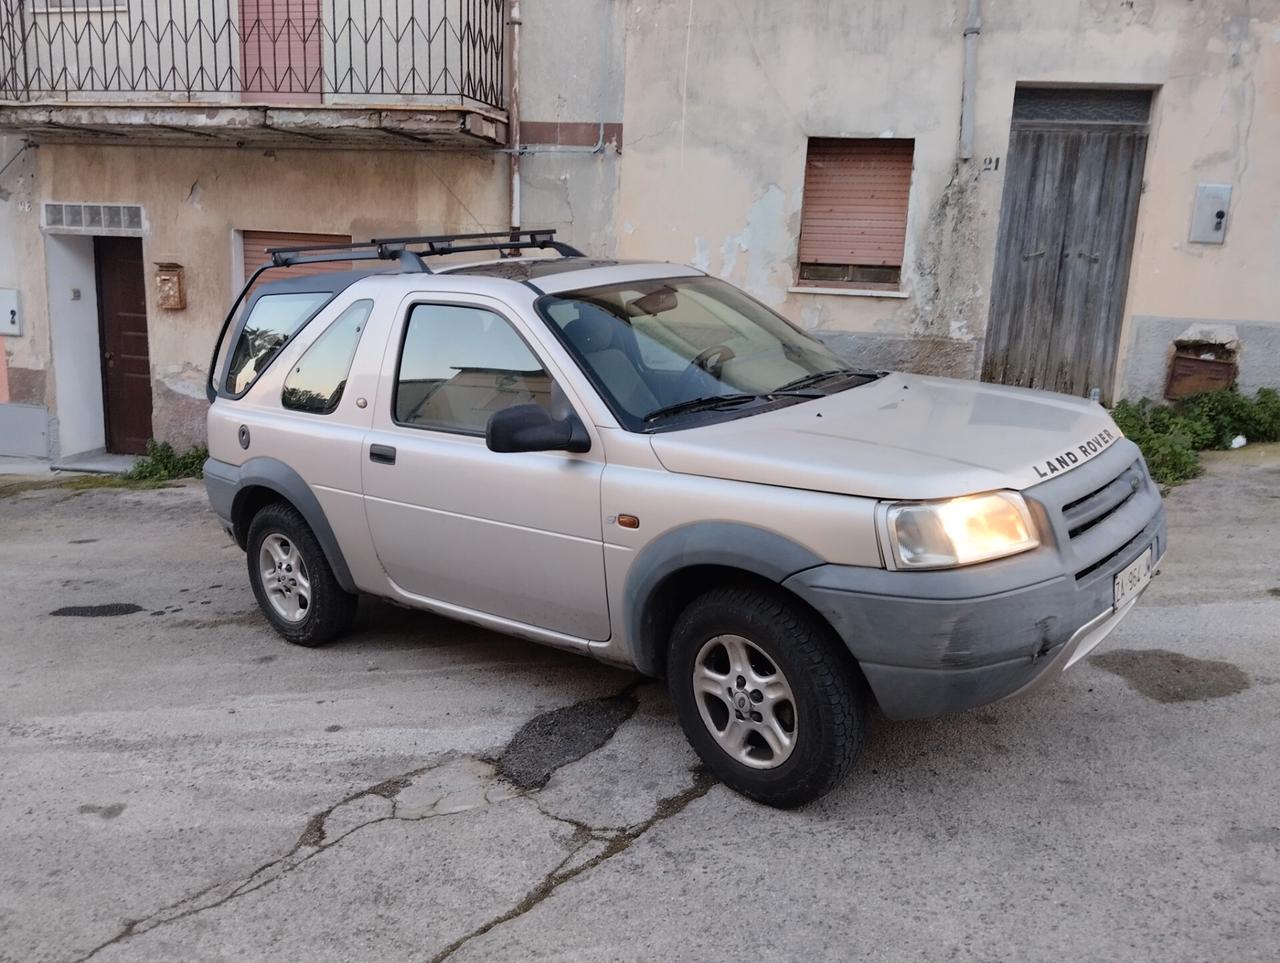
773;367;878;393
643;388;827;427
643;393;759;425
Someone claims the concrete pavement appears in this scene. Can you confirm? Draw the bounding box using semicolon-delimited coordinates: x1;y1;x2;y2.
0;450;1277;962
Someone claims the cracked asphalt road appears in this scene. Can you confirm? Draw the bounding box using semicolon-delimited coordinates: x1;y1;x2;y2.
2;447;1279;962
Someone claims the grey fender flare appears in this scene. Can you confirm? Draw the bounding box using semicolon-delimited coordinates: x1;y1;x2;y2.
205;456;358;593
622;521;826;677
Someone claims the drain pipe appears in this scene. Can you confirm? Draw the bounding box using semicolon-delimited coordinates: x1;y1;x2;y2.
508;0;523;239
959;0;982;160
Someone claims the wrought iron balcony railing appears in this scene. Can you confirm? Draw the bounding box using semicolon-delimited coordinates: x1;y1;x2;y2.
0;0;505;109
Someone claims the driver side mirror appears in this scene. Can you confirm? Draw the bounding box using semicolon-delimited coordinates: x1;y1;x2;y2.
486;404;591;454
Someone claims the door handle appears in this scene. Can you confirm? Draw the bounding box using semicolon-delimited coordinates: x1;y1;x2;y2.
369;444;397;465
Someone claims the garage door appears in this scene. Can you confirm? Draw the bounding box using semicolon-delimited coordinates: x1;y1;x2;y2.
241;230;352;295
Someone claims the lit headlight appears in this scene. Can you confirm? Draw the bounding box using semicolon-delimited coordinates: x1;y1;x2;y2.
882;491;1039;569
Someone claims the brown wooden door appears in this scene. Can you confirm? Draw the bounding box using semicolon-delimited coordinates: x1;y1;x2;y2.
982;89;1150;403
95;237;153;455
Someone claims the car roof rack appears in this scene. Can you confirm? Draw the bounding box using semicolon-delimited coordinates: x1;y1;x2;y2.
264;229;584;274
207;230;583;403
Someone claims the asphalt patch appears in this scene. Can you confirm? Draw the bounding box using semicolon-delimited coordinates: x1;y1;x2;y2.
49;603;144;617
1090;648;1250;703
78;803;126;819
494;688;640;790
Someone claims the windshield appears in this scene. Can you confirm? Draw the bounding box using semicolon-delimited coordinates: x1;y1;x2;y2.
538;276;871;431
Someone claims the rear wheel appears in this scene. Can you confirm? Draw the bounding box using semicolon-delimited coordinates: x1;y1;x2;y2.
668;586;867;808
246;502;357;647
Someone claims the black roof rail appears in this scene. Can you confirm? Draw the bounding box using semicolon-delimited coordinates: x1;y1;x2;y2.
266;240;428;272
369;229;584;260
263;229;584;274
208;230;583;403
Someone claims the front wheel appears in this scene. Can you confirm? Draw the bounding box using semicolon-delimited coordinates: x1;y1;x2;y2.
667;586;867;808
246;502;357;647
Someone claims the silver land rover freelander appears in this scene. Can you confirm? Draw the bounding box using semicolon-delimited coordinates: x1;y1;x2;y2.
203;230;1166;807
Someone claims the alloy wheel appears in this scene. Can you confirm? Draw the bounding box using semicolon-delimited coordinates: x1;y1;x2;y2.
258;533;312;623
692;634;798;769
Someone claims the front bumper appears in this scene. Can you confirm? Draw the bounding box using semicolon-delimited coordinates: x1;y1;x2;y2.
783;440;1166;720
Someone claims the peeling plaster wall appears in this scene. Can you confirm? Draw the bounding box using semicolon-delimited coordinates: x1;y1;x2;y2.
0;134;54;455
16;144;507;450
518;0;626;255
0;135;17;406
614;0;1280;390
1;136;45;404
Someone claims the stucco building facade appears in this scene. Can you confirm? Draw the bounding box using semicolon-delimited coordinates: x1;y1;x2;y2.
1;0;1276;458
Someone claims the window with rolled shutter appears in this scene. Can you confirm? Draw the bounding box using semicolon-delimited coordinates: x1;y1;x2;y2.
797;138;914;289
240;230;352;297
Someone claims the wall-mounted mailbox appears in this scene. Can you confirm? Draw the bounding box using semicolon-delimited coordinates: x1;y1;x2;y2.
1189;183;1231;244
0;288;19;336
155;262;186;311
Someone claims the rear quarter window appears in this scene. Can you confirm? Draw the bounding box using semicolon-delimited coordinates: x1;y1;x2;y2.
224;292;332;396
281;300;374;414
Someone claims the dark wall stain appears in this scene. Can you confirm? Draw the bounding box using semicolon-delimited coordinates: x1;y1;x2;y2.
494;686;641;790
69;538;99;545
7;367;48;406
1090;648;1250;703
50;603;145;617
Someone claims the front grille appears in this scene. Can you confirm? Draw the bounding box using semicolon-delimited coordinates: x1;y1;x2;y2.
1025;442;1160;585
1062;460;1144;540
1073;528;1147;582
1060;459;1150;581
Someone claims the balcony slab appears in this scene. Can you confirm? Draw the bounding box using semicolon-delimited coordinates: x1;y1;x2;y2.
0;102;508;150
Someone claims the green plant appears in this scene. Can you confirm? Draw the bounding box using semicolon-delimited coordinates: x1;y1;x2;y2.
1110;399;1202;486
1110;388;1280;486
124;440;209;481
1172;390;1280;449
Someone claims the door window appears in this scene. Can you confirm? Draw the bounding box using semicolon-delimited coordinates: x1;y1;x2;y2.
282;300;374;414
394;304;555;435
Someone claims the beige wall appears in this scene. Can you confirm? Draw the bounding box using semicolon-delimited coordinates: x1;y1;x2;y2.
614;0;1280;390
11;145;507;450
1;135;41;408
6;0;1278;454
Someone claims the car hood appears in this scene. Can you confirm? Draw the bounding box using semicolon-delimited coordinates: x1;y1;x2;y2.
648;373;1124;500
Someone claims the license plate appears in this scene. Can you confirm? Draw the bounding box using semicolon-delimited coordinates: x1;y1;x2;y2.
1114;547;1153;608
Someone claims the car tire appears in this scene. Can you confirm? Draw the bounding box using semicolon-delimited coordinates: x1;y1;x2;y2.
246;502;357;647
667;585;867;808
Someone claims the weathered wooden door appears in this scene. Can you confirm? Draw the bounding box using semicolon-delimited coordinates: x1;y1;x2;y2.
240;0;324;104
982;88;1150;402
95;237;153;455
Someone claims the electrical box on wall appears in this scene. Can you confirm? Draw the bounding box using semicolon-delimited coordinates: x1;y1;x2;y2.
1189;183;1231;244
0;289;19;336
